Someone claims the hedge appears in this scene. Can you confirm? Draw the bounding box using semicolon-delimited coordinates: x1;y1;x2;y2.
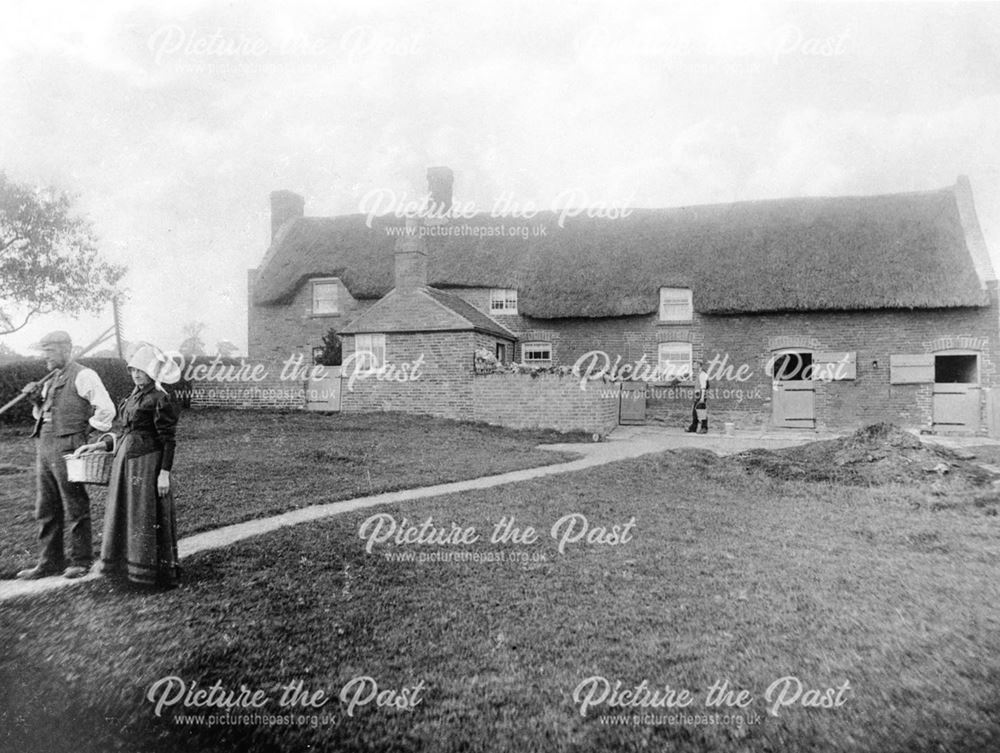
1;355;260;423
0;358;134;426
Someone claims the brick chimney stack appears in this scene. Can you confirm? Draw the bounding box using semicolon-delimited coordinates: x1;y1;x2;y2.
426;166;454;217
394;216;427;291
270;190;305;240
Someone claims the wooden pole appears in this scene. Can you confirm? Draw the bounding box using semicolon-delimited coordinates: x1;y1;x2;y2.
112;295;124;359
0;368;58;415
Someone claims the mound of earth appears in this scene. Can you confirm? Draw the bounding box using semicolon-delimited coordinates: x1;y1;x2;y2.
730;423;997;487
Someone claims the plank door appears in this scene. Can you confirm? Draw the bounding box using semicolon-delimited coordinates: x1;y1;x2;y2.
933;353;980;433
771;351;815;429
619;380;646;425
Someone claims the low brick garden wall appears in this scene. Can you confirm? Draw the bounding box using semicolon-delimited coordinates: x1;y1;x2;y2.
189;376;306;410
186;360;307;410
179;355;625;436
472;372;620;436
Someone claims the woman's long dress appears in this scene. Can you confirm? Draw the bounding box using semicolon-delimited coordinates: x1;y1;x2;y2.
100;383;181;587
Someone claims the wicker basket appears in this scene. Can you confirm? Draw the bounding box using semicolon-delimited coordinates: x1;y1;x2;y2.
64;451;114;486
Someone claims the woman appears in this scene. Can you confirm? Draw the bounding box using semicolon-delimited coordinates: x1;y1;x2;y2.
79;343;182;587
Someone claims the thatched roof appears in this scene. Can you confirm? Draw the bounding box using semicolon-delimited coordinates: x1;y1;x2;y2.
253;180;994;317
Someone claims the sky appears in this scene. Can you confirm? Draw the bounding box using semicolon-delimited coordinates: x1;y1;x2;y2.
2;0;1000;356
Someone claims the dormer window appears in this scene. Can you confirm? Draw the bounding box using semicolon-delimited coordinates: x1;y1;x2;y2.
659;287;692;322
490;288;518;314
312;279;339;315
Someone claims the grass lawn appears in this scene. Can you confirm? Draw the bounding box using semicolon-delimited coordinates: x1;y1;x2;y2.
0;409;581;577
2;448;999;752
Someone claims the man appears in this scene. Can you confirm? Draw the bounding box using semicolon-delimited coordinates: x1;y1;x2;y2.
16;331;115;580
685;358;710;434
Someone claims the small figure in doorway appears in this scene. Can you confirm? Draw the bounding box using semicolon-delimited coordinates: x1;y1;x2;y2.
685;359;710;434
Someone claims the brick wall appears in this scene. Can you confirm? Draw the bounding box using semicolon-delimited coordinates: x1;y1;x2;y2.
188;360;307;410
448;287;704;366
248;271;375;363
697;301;1000;433
250;279;1000;433
472;372;620;435
339;331;478;420
337;328;619;434
453;286;1000;433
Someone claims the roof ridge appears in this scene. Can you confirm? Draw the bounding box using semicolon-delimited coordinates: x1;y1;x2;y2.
292;183;960;224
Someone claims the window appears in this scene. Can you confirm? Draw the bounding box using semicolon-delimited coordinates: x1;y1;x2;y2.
659;287;692;322
354;334;385;370
771;351;813;381
657;342;692;381
312;280;339;315
522;342;552;364
490;289;518;314
935;354;979;384
495;343;508;363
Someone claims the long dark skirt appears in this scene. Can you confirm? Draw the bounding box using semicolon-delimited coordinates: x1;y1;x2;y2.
100;434;180;587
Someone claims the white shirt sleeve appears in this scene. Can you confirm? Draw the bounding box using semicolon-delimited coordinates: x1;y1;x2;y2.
32;379;50;420
74;368;115;432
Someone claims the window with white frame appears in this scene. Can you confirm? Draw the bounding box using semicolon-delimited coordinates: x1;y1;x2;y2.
659;287;692;322
522;342;552;364
490;288;518;314
354;334;385;370
312;280;339;315
657;342;692;381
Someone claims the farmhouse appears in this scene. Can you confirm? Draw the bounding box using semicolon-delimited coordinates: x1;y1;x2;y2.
248;169;999;435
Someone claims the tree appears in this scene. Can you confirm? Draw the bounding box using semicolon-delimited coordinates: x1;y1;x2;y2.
179;323;206;359
314;327;342;366
178;321;206;358
0;172;125;335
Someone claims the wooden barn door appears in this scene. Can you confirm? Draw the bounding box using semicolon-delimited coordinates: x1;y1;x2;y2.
771;350;815;429
933;353;980;433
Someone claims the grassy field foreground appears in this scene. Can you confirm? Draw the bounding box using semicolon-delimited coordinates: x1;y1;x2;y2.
2;447;1000;752
0;409;581;577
